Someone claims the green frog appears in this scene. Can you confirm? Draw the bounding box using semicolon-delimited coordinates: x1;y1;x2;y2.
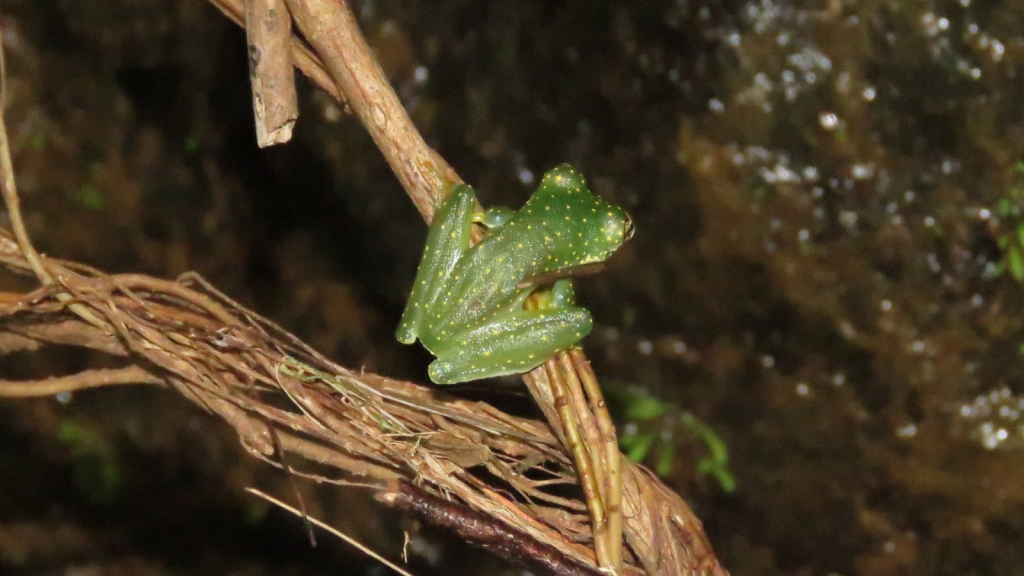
396;165;632;383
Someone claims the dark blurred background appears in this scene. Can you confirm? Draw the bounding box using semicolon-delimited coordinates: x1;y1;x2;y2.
2;0;1024;574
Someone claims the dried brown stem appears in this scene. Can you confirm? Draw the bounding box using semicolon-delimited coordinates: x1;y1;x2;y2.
207;0;344;103
378;481;605;576
244;0;299;146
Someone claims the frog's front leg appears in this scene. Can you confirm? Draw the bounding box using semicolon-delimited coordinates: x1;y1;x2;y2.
427;306;593;384
396;185;477;344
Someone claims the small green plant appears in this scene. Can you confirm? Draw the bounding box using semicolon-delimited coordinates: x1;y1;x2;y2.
70;184;107;211
616;387;736;492
995;161;1024;282
58;421;120;504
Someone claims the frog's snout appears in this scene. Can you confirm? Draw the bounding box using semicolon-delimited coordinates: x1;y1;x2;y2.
623;216;635;242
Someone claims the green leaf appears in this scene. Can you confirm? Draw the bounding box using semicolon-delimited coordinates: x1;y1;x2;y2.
625;393;668;421
73;453;120;504
59;421;119;503
683;413;736;491
999;198;1013;217
72;185;107;211
695;456;736;492
1009;247;1024;281
655;437;676;477
246;500;269;524
623;432;656;464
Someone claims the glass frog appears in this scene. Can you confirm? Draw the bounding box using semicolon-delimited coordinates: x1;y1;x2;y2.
396;164;633;384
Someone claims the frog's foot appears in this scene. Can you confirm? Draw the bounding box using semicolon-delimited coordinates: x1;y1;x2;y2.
427;308;593;384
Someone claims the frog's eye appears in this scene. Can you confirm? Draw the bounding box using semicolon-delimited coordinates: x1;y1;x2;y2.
623;216;635;242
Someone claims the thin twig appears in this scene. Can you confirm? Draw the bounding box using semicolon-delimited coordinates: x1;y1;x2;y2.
0;366;163;397
544;357;610;570
246;487;415;576
569;349;623;572
0;30;106;330
559;351;609;506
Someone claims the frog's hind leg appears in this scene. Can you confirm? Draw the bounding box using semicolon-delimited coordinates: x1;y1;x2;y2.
396;185;477;344
427;308;593;384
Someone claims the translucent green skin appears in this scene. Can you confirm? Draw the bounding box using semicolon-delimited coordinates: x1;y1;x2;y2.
396;164;632;384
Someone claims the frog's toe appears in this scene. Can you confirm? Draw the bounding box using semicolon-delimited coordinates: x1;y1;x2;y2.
428;360;460;385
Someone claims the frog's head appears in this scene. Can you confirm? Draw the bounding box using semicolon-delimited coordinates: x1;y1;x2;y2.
533;164;634;265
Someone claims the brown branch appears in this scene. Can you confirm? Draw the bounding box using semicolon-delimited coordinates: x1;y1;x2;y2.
281;0;461;221
0;232;723;575
377;481;606;576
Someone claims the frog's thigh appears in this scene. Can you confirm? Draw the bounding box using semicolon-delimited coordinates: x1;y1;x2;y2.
428;308;593;384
